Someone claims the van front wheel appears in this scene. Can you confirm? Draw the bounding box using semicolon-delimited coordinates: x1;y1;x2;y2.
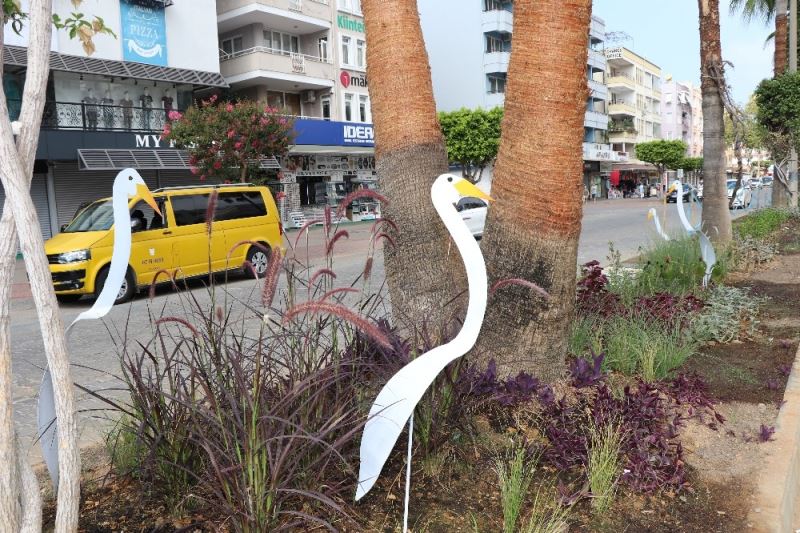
245;245;271;278
95;266;136;304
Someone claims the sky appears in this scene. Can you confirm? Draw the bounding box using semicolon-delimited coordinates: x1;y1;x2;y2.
593;0;775;104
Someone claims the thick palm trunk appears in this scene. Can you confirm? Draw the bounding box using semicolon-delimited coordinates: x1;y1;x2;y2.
474;0;590;380
362;0;467;332
773;0;791;207
699;0;732;244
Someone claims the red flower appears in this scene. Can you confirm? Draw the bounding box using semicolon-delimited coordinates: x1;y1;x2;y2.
190;166;200;175
227;129;236;138
225;103;234;112
213;161;222;170
234;141;244;150
200;175;206;181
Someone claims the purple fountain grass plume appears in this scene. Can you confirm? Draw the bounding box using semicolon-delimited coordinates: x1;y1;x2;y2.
294;218;324;247
326;229;350;256
490;278;551;301
371;232;396;248
205;189;218;235
155;317;200;337
324;205;332;232
149;269;180;299
226;240;271;265
261;248;284;308
363;257;374;280
309;268;337;288
243;261;257;278
283;300;391;351
336;189;389;218
320;287;359;301
371;218;398;235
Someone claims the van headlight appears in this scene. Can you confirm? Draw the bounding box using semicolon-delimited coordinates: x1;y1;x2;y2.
57;250;91;264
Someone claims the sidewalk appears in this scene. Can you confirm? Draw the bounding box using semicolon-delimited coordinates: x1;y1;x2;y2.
11;258;31;300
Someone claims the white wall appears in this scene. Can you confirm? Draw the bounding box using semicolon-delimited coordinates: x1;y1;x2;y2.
2;0;58;49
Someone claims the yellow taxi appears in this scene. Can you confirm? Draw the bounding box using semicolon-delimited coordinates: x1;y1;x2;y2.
45;184;283;303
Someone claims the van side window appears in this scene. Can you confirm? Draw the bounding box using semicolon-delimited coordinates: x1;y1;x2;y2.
171;194;210;226
215;191;268;221
130;198;167;232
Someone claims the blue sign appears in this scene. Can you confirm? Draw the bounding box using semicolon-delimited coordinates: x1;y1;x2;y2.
120;0;167;66
293;119;374;147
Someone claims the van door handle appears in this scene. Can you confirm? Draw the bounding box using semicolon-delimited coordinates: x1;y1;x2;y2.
162;230;172;235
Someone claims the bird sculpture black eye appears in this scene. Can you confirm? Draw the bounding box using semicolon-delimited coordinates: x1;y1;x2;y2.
129;176;133;181
447;176;453;182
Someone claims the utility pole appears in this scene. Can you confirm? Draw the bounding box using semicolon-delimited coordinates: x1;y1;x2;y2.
790;0;798;206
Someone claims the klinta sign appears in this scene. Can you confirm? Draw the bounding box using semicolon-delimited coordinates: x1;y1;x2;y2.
338;14;365;33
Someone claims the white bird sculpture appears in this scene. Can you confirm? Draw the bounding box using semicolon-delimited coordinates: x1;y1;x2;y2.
666;179;716;287
355;174;492;527
647;208;670;241
38;168;160;487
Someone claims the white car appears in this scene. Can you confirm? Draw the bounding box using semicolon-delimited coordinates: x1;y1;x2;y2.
749;177;763;189
456;196;488;238
727;179;752;209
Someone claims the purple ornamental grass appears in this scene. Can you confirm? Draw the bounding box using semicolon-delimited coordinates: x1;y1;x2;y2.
309;268;337;289
205;189;218;235
335;189;389;219
283;300;392;351
261;248;284;308
490;278;551;301
293;218;324;247
155;316;201;337
326;229;350;257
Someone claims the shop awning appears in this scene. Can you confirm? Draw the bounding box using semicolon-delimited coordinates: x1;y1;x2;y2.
612;162;658;172
289;145;375;155
78;149;279;170
3;45;228;88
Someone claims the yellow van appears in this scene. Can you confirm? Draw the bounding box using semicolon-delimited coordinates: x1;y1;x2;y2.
45;184;283;304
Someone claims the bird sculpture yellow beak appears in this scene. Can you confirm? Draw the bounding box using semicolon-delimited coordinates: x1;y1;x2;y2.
647;210;654;220
136;183;161;216
455;179;493;202
667;184;678;194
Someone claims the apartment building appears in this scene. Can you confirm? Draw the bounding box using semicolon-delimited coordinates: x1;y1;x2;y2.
1;0;226;241
661;79;703;158
419;1;626;194
216;0;378;223
605;46;663;160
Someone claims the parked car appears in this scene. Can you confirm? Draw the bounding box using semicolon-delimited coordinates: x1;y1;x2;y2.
456;196;488;238
45;184;283;304
666;184;697;203
749;177;763;189
727;179;752;209
762;176;774;187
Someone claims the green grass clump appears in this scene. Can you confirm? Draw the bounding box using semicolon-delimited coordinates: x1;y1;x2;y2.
587;423;623;515
592;315;697;382
735;208;791;240
636;237;725;296
568;315;600;357
496;444;536;533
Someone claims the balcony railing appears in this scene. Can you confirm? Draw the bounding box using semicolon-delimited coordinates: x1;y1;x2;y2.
219;46;332;69
10;99;182;133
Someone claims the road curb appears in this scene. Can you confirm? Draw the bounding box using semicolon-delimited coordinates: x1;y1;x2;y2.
750;342;800;532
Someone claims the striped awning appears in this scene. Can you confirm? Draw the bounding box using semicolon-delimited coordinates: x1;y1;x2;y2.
3;45;227;88
78;149;280;171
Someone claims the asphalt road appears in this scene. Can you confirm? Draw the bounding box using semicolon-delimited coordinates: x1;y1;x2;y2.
8;190;768;450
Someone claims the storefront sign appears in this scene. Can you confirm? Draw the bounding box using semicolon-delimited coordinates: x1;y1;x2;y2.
120;0;168;67
343;125;374;145
293;119;375;148
337;14;365;33
340;71;368;88
583;143;628;163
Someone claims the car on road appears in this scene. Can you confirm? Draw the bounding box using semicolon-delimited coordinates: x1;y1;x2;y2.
456;196;488;238
727;179;752;209
762;176;774;187
666;183;698;203
45;184;283;304
749;177;763;189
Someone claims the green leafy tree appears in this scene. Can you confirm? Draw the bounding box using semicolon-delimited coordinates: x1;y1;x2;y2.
164;98;294;183
634;140;688;175
437;107;503;183
680;156;704;172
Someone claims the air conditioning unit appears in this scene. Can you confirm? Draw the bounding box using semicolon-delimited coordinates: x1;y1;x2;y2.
303;90;316;103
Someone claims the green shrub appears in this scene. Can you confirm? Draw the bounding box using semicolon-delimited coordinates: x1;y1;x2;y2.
735;208;792;240
729;236;778;271
587;423;623;515
636;237;724;296
690;285;766;343
595;315;697;381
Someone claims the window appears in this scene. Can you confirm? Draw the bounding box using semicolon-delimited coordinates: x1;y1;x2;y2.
344;93;353;121
321;96;331;120
130;199;167;231
341;36;352;66
485;33;510;53
356;39;365;68
215;192;267;221
172;194;210;227
220;36;243;56
264;30;299;55
318;37;329;61
339;0;361;13
487;74;506;94
484;0;512;11
359;94;369;122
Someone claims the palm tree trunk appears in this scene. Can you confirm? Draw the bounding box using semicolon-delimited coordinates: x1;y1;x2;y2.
774;0;791;207
361;0;467;332
474;0;591;380
699;0;732;244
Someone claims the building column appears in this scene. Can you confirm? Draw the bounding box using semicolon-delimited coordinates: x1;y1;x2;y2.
46;162;59;235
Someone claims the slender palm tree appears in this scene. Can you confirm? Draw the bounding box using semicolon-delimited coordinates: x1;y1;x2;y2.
361;0;468;331
475;0;591;379
699;0;733;244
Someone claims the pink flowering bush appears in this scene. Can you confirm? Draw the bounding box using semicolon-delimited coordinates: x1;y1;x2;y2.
164;98;294;182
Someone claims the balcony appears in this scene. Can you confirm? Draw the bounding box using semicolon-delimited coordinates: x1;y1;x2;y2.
220;47;335;90
583;142;629;163
481;8;513;34
584;110;608;130
589;16;605;44
217;0;331;34
587;49;606;70
608;130;638;144
608;102;637;117
484;51;510;74
607;75;635;92
11;99;181;133
588;79;607;100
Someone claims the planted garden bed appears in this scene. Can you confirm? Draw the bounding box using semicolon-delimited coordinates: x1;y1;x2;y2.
42;209;800;532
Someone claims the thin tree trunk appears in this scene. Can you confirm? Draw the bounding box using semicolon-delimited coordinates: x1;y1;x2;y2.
699;0;732;244
774;0;791;207
475;0;590;379
0;0;80;530
362;0;467;332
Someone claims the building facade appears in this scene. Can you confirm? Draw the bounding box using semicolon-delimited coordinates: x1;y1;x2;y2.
216;0;378;223
418;0;626;195
661;79;703;158
1;0;226;241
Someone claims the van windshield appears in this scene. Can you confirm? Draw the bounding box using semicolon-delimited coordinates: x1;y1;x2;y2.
63;200;115;232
